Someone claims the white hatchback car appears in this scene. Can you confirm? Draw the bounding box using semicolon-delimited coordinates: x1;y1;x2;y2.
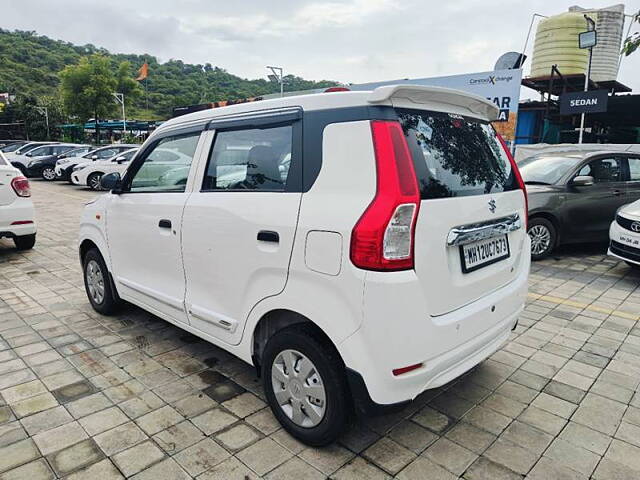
78;85;530;445
609;200;640;268
71;148;139;190
0;152;36;250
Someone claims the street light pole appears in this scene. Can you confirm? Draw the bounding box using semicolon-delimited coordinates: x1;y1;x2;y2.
112;93;126;137
578;15;596;144
34;106;49;140
266;66;284;97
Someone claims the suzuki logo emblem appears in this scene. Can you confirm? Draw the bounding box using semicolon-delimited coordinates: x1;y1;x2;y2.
632;222;640;233
488;199;497;213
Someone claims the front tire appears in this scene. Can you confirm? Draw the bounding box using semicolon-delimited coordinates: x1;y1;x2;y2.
83;248;119;315
14;234;36;250
87;172;103;191
262;324;350;446
42;167;57;181
528;217;556;260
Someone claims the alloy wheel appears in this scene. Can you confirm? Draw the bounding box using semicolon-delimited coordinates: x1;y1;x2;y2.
85;259;105;305
271;349;326;428
89;174;103;190
529;225;551;256
42;167;56;180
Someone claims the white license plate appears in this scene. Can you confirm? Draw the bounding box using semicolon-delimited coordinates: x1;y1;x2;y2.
460;235;510;273
618;234;640;248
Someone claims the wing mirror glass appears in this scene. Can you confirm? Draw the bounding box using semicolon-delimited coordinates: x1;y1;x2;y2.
571;175;594;187
100;172;122;192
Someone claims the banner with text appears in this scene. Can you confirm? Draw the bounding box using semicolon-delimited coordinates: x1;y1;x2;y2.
351;69;522;141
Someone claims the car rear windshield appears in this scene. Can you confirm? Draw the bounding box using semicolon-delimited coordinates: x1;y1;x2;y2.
397;109;518;199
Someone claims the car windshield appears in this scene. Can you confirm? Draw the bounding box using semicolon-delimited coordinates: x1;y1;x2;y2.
65;147;91;157
1;143;24;153
518;155;583;185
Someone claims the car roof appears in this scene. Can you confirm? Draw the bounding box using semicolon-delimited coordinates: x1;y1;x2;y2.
155;85;499;136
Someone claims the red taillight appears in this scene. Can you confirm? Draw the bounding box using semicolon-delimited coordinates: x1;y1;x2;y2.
392;363;423;376
10;220;33;225
497;134;527;229
350;120;420;271
324;87;350;93
11;176;31;198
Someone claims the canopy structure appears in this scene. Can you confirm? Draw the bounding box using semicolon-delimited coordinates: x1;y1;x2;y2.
60;120;162;131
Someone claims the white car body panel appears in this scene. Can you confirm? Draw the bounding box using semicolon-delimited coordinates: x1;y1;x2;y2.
608;200;640;266
0;164;36;238
79;85;528;407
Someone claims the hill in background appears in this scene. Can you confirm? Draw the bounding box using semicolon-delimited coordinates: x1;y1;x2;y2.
0;29;337;120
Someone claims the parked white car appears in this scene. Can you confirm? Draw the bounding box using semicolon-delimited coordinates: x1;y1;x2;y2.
78;85;530;445
609;200;640;268
0;152;36;250
56;144;138;180
71;148;139;190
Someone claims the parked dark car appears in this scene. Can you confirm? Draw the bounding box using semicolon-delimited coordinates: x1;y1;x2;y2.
520;151;640;259
26;145;92;180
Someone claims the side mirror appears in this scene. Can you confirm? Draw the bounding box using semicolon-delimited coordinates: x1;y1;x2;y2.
26;152;32;157
114;156;126;163
571;175;594;187
91;154;98;160
58;154;67;159
100;172;122;192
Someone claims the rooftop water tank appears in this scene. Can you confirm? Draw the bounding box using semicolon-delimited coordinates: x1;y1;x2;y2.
530;4;625;82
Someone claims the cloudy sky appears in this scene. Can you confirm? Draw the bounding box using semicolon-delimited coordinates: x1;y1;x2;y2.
4;0;640;94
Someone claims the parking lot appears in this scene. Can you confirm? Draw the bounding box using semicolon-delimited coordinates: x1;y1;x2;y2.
0;179;638;479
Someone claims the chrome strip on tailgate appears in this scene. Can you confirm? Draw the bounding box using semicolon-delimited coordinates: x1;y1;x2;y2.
446;213;521;247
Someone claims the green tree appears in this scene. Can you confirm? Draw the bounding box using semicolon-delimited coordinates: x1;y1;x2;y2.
60;54;116;142
622;12;640;56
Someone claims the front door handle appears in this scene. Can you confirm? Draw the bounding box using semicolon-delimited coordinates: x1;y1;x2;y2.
612;189;623;196
158;219;172;229
257;230;279;243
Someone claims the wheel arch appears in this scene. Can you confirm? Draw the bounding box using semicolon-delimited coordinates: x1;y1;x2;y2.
251;309;343;374
529;211;562;246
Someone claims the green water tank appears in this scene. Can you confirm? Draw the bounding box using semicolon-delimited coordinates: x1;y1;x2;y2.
530;12;589;77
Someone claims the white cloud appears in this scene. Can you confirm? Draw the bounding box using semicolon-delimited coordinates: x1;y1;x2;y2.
2;0;638;93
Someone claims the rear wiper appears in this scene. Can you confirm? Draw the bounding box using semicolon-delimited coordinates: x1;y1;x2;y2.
524;180;551;185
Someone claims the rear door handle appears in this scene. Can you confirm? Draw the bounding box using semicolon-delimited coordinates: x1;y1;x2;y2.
257;230;279;243
158;219;172;229
612;189;623;196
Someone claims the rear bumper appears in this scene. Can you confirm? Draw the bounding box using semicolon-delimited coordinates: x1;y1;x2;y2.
340;237;530;406
0;198;36;237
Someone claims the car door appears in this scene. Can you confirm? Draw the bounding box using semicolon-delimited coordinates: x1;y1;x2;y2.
106;129;204;324
182;110;302;345
564;156;628;241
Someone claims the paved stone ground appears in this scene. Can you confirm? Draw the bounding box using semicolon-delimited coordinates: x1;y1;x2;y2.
0;180;639;479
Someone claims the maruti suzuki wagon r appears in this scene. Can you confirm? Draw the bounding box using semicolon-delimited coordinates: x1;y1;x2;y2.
79;85;530;445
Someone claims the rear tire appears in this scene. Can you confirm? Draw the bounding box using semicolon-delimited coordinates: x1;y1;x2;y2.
88;172;103;191
83;248;119;315
528;217;556;260
262;324;350;446
14;234;36;250
42;167;56;181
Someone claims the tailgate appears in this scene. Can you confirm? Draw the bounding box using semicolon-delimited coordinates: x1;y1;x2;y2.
397;107;527;316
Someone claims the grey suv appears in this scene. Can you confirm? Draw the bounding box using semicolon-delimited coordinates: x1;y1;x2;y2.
521;151;640;259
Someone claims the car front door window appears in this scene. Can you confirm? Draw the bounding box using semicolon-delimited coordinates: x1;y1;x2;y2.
128;134;200;192
577;157;621;183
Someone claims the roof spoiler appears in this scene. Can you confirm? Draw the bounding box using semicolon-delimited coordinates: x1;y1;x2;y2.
367;85;499;121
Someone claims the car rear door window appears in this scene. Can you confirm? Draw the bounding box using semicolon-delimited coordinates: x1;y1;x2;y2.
203;125;292;191
628;157;640;181
397;109;517;199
